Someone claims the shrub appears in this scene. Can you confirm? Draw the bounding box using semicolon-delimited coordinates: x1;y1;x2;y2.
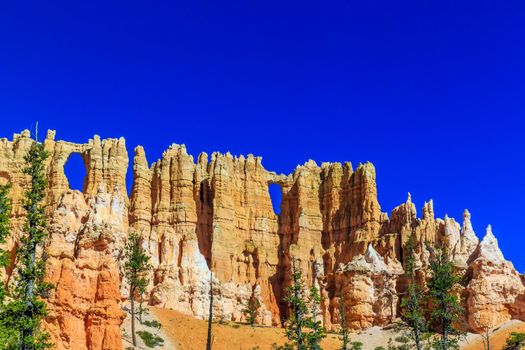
503;332;525;350
137;330;165;348
143;320;162;329
349;341;363;350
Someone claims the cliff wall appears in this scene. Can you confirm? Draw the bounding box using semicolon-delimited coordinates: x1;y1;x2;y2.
0;130;524;349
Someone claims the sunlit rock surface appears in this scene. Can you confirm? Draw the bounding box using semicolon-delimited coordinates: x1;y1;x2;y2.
1;130;524;349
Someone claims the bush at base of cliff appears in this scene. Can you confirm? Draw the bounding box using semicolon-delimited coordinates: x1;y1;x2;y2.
503;332;525;350
137;330;165;348
142;320;162;329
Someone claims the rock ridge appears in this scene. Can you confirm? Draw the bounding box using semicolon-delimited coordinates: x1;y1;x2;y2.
0;130;523;349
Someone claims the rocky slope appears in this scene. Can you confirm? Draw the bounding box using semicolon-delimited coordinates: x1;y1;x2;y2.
0;129;524;349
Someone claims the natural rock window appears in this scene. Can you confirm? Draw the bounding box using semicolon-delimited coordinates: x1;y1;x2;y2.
64;153;86;192
268;183;282;215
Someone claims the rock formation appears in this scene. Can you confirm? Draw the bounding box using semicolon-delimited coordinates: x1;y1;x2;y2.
0;130;524;349
0;131;127;350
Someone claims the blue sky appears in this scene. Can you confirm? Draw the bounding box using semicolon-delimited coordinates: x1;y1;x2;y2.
1;1;524;270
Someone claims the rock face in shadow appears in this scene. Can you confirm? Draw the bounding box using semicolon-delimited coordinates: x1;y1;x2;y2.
0;130;524;349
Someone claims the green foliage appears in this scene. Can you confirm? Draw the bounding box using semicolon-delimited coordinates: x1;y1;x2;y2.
124;231;152;294
0;132;53;350
503;332;525;350
142;320;162;329
124;230;152;346
0;184;11;304
0;184;16;348
243;294;260;325
427;244;464;350
273;259;326;350
308;280;325;350
338;292;351;350
137;275;149;323
399;237;427;350
381;337;411;350
348;341;363;350
136;330;164;348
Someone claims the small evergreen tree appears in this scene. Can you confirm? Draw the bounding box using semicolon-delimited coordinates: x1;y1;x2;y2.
0;184;11;304
399;237;426;350
243;294;260;326
273;258;325;350
308;279;325;350
0;184;17;347
124;231;151;347
284;258;308;350
338;291;362;350
427;244;464;350
0;128;53;350
338;292;350;350
137;276;148;324
503;332;525;350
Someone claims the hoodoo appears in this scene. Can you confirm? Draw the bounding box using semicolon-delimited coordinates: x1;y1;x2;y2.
0;130;524;349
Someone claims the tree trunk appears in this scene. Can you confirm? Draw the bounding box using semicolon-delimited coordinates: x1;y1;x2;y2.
292;260;303;348
131;285;136;346
22;241;36;350
206;272;213;350
139;292;143;324
414;328;421;350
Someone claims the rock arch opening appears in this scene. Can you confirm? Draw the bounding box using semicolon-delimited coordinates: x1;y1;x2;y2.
268;183;282;215
64;153;87;192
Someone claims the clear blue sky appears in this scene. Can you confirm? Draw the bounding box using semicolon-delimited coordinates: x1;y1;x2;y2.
1;1;524;270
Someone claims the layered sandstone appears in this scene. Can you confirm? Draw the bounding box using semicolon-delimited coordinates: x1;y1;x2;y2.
0;130;127;350
0;130;524;350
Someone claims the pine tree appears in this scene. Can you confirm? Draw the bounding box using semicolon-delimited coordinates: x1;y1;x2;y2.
0;184;11;304
338;291;362;350
273;258;326;350
503;332;525;350
284;258;307;350
427;244;464;350
0;184;17;347
123;231;151;347
308;266;326;350
137;275;148;324
399;237;426;350
338;292;350;350
0;128;53;350
243;294;260;326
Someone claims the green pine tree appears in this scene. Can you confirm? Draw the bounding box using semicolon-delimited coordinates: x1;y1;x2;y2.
427;244;464;350
0;184;11;304
0;184;17;347
399;237;427;350
0;129;53;350
243;294;260;326
124;231;152;347
338;292;350;350
137;274;149;324
338;291;362;350
273;258;325;350
503;332;525;350
308;278;326;350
